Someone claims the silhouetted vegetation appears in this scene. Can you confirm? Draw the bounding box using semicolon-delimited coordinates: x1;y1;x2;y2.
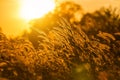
0;1;120;80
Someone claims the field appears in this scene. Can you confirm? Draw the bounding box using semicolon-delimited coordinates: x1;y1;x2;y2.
0;2;120;80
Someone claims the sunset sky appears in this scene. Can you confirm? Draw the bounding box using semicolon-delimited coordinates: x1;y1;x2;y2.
0;0;120;37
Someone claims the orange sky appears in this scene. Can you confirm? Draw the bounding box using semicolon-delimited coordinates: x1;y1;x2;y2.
0;0;120;37
0;0;26;37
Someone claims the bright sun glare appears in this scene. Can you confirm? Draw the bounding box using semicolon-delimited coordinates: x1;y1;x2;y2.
20;0;55;21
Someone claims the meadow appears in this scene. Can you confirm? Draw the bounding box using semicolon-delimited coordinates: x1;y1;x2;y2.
0;2;120;80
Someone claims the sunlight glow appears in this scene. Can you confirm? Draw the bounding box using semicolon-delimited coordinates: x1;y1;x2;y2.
20;0;55;21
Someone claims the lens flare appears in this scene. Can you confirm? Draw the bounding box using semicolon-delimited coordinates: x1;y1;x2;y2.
20;0;55;21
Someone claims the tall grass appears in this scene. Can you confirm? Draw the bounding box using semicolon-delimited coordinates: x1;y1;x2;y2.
0;8;120;80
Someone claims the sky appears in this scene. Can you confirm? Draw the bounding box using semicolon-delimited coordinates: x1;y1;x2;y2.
0;0;26;37
0;0;120;37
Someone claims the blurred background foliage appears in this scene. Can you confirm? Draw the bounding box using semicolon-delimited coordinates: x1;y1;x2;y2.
0;1;120;80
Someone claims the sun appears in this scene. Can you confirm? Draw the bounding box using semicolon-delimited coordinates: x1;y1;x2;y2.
20;0;55;21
